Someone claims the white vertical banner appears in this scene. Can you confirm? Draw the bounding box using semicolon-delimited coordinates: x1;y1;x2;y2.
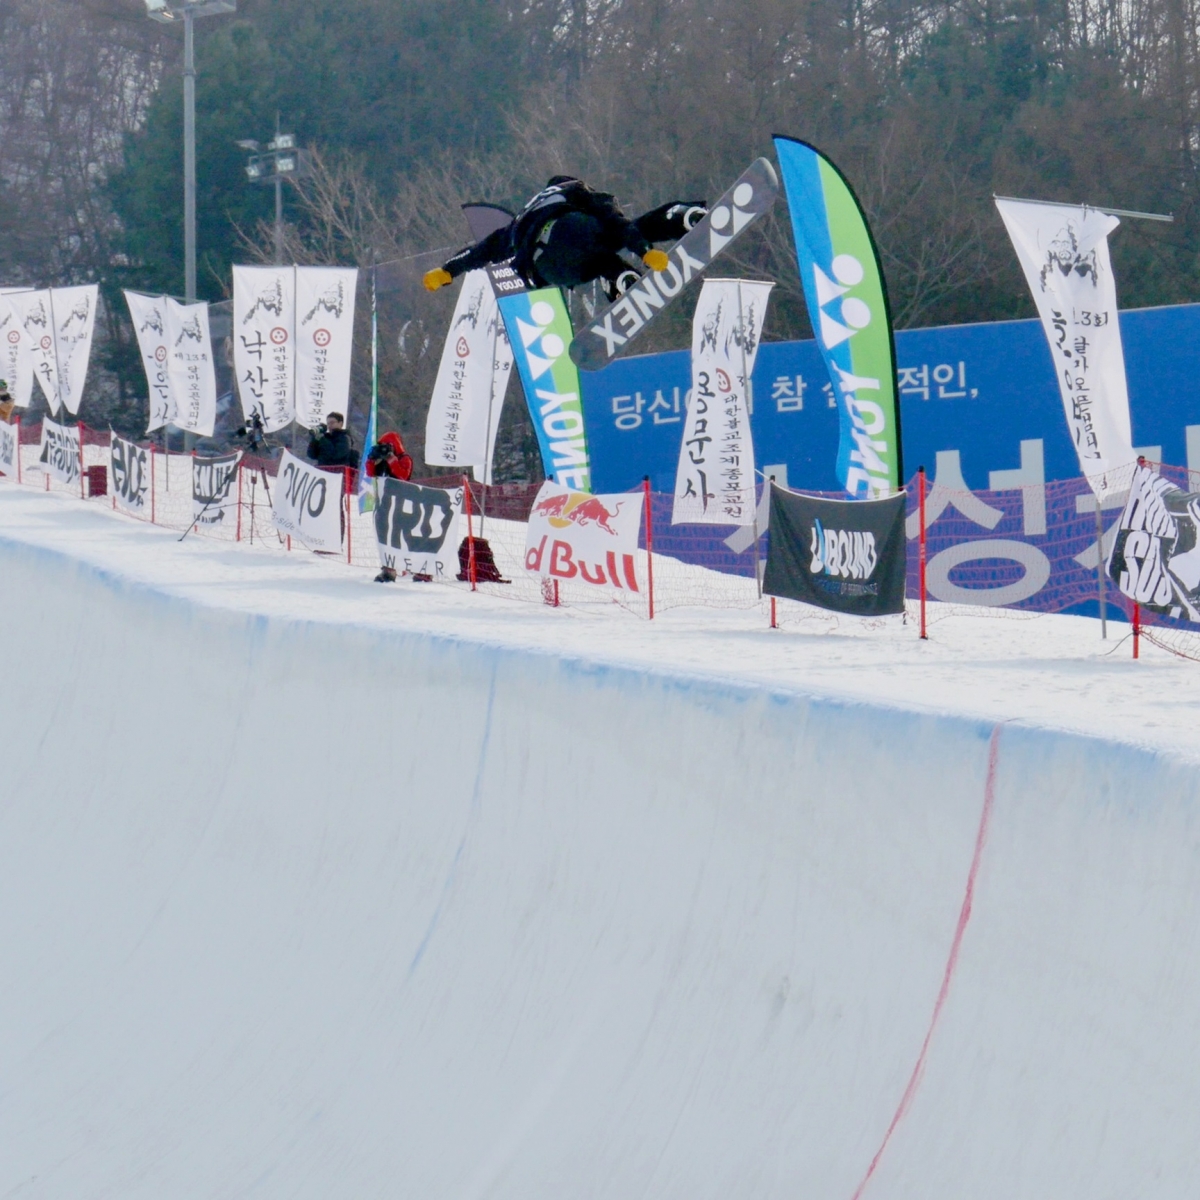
295;266;357;428
39;416;80;486
233;265;295;432
125;291;174;431
672;278;773;525
52;284;98;416
11;290;60;414
165;298;217;437
425;270;513;483
0;288;34;408
995;198;1134;497
0;418;16;476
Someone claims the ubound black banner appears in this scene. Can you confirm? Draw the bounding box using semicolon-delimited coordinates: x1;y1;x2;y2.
763;483;906;615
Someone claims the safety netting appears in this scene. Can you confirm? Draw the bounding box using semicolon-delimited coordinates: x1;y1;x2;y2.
6;418;1200;658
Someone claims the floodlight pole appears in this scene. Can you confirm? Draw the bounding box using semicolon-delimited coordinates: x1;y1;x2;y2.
183;7;196;302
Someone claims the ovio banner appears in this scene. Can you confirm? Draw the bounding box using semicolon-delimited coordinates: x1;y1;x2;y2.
524;481;644;592
272;449;344;551
372;477;462;579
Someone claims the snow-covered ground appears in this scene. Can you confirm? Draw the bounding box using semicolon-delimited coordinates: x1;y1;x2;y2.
3;478;1200;1199
0;482;1193;760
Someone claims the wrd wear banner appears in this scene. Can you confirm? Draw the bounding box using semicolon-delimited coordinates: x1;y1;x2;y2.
773;136;901;499
672;278;772;525
372;477;462;580
124;291;173;431
1107;463;1200;621
39;417;79;486
192;452;241;527
524;481;643;591
272;449;344;552
996;198;1134;498
295;266;357;429
110;433;150;515
425;269;513;483
497;287;591;491
234;266;295;432
763;484;906;615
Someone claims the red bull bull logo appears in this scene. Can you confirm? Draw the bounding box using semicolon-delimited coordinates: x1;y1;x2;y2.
531;491;623;536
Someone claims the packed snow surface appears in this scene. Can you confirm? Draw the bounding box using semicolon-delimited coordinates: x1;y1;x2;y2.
2;482;1200;1199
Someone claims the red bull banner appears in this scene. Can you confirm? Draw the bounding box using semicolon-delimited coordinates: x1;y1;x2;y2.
524;482;643;591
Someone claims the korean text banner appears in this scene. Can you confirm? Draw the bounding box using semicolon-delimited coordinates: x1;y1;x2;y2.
124;291;173;431
497;288;591;491
192;451;241;527
39;417;79;486
51;284;98;417
372;477;462;580
13;290;60;413
673;278;773;525
763;484;906;615
773;136;900;498
524;481;643;592
0;288;34;409
166;298;217;437
996;198;1134;498
272;450;345;551
233;266;295;432
425;269;513;483
295;266;357;428
0;418;16;477
110;433;150;515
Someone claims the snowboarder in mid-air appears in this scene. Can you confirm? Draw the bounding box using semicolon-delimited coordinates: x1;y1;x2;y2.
423;176;707;301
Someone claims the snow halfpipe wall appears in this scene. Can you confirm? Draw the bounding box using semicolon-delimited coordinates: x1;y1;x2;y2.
2;534;1200;1199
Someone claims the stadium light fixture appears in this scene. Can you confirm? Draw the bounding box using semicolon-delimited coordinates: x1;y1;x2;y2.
240;122;311;264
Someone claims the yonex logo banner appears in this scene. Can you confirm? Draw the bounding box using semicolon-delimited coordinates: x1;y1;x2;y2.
764;483;906;615
774;136;901;499
497;287;591;491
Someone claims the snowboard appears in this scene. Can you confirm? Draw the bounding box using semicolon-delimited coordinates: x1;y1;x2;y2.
569;156;779;371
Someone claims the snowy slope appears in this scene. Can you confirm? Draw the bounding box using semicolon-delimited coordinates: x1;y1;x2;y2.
2;483;1200;1199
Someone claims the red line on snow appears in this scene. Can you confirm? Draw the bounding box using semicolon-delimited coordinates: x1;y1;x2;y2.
849;723;1003;1200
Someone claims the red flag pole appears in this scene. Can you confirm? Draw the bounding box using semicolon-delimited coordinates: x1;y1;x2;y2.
78;421;85;499
918;466;928;640
1133;602;1140;659
464;473;477;590
643;476;655;621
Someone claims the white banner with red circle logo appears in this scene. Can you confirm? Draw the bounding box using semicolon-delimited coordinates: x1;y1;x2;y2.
295;266;357;428
0;288;35;410
424;269;513;483
233;265;296;432
125;291;174;431
672;277;773;525
7;287;97;418
524;481;644;591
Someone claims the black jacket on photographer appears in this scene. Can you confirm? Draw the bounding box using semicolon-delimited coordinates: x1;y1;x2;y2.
307;427;356;469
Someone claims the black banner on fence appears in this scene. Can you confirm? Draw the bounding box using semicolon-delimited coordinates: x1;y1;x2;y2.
763;483;907;615
1108;463;1200;621
373;477;461;578
110;433;149;513
192;451;241;526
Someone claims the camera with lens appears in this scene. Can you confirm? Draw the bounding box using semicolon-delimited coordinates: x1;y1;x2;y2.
235;410;267;452
366;442;392;466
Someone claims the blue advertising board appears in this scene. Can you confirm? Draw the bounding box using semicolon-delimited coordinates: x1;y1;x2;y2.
579;303;1200;496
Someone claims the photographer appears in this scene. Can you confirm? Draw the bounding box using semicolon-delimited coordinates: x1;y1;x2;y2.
364;430;413;482
307;412;357;468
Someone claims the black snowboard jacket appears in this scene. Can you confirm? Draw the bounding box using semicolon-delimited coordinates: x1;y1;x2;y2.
307;427;356;469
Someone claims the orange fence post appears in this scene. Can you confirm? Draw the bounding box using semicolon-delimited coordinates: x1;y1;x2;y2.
150;443;156;524
78;422;85;499
464;474;477;590
643;476;655;620
1133;602;1141;659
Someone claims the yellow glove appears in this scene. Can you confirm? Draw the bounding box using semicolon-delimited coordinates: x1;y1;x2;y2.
423;267;452;292
642;248;669;272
